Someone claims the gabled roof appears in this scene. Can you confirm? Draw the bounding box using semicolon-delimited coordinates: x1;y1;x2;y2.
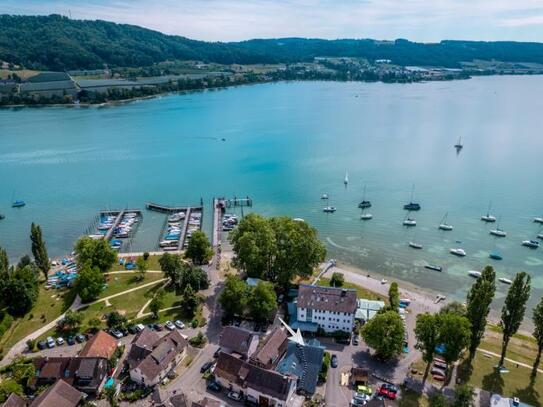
275;341;324;395
215;352;293;401
133;330;188;382
127;328;160;368
30;379;82;407
297;285;357;313
219;326;257;356
250;327;288;367
79;330;117;360
2;393;27;407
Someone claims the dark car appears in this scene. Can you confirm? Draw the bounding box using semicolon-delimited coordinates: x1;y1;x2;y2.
153;323;163;331
37;340;47;350
67;336;76;346
200;361;214;373
206;380;222;392
119;327;129;336
127;325;138;335
352;335;360;346
331;354;338;368
75;334;86;343
147;324;155;330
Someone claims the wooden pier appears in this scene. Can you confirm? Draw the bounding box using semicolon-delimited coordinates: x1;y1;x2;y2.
212;198;226;247
177;208;192;251
99;209;142;241
146;202;191;213
225;196;252;208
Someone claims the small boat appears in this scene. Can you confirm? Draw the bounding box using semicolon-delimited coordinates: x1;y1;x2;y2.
323;206;336;213
360;213;373;220
522;240;540;248
380;279;388;284
403;218;416;227
321;194;329;200
168;212;186;222
489;216;506;237
293;218;305;222
344;171;349;186
489;252;503;260
0;214;4;220
538;234;543;240
409;242;423;249
481;202;496;222
425;264;443;272
403;184;421;211
12;200;26;208
468;270;482;278
438;213;453;231
499;277;512;285
358;185;372;208
450;248;467;257
533;216;543;224
454;136;463;151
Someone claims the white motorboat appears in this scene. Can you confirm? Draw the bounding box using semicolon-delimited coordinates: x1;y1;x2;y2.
534;217;543;224
323;206;336;213
438;213;453;231
522;240;540;248
381;279;388;284
468;270;482;278
409;242;423;249
403;218;416;227
538;234;543;240
499;277;512;285
489;229;507;237
450;248;467;257
360;213;373;220
293;218;305;222
321;194;329;200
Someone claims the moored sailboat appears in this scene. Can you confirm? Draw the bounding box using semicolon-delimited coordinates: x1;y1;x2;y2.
438;213;453;231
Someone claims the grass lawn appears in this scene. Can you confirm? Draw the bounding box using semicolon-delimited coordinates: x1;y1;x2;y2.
0;287;75;354
457;352;543;406
319;277;387;302
111;254;164;272
399;388;430;407
101;272;164;298
107;283;164;321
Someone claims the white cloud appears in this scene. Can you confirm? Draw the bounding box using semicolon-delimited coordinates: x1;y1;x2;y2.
3;0;543;41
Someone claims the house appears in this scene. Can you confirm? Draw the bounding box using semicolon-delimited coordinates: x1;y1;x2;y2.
2;394;27;407
79;330;118;360
30;379;83;407
275;340;324;396
218;326;259;359
126;327;161;369
355;299;385;322
32;357;108;394
129;329;188;386
214;352;296;407
350;367;369;385
250;327;288;369
295;285;357;333
490;394;534;407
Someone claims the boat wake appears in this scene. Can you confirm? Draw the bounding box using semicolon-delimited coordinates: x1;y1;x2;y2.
326;237;351;251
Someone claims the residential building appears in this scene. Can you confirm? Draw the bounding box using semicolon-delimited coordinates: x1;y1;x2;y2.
250;327;288;369
214;352;296;407
79;330;118;360
31;357;108;394
2;394;27;407
30;379;83;407
275;340;324;396
126;328;160;369
295;285;357;333
218;326;259;359
129;329;188;386
355;299;385;322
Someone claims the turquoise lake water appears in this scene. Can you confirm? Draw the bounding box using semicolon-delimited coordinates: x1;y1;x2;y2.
1;76;542;312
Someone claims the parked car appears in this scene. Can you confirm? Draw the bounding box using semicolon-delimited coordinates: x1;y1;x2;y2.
66;336;76;345
206;380;222;392
37;340;47;350
357;385;373;396
109;329;123;339
153;323;163;331
227;391;242;402
127;325;138;335
174;320;185;329
135;324;145;332
46;337;55;348
119;327;129;336
330;354;338;368
56;337;65;346
165;321;175;331
351;398;365;407
200;361;214;373
352;334;360;346
378;384;398;400
75;334;86;343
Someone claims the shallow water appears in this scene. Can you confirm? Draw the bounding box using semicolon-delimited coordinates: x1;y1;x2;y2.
1;76;542;312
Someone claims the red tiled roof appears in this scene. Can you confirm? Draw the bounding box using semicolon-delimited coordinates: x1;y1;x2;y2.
79;330;118;359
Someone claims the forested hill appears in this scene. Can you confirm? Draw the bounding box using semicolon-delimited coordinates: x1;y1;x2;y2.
2;14;543;71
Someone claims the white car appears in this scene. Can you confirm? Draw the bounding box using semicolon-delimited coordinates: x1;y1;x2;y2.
165;321;175;331
46;337;55;348
135;323;145;332
56;337;65;346
227;391;242;401
174;320;185;329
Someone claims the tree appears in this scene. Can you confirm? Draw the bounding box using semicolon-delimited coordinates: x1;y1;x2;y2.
330;272;344;287
189;331;207;348
107;311;127;329
104;385;118;407
185;230;213;265
429;393;449;407
415;313;441;384
136;257;147;281
74;236;116;272
178;263;209;292
248;281;277;322
440;301;467;317
361;310;405;360
465;265;495;362
88;317;102;332
219;275;249;319
180;284;199;316
159;252;183;283
30;223;50;279
438;312;471;382
454;384;475;407
0;379;23;403
531;296;543;378
4;265;39;317
149;288;165;319
388;281;400;311
73;266;105;303
499;272;531;367
58;310;83;332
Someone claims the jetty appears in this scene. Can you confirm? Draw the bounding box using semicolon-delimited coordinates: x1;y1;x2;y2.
99;209;142;241
212;198;226;247
146;202;190;213
225;196;252;208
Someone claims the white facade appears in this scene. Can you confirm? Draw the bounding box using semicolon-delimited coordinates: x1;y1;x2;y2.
297;306;355;333
129;350;185;386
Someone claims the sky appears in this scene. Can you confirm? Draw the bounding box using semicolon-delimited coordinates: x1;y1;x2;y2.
4;0;543;42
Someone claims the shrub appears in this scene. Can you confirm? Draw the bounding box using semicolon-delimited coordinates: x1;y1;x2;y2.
318;352;331;383
189;332;207;348
143;252;150;261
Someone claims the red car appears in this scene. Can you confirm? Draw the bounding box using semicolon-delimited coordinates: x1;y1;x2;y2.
378;385;398;400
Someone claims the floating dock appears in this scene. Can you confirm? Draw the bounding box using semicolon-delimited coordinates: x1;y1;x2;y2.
146;202;192;213
225;196;252;208
212;198;226;247
99;209;142;241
